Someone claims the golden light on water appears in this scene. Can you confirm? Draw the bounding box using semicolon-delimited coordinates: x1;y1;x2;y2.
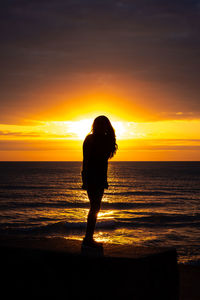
65;228;157;245
93;228;156;245
98;210;114;219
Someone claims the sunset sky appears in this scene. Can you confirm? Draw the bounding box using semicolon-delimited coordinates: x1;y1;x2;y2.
1;0;200;161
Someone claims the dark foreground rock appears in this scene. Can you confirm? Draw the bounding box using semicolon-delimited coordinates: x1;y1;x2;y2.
0;236;179;300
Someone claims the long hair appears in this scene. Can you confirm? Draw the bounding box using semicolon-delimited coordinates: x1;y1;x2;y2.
91;115;118;158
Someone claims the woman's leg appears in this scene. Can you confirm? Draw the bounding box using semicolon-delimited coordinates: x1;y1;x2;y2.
84;188;104;242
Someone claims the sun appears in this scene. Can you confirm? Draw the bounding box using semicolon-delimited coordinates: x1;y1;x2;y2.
41;117;132;140
67;119;93;140
66;118;126;140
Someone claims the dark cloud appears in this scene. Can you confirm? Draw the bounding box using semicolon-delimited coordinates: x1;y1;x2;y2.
1;0;200;121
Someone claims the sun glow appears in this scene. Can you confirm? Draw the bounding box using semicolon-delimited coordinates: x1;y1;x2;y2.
66;119;93;140
0;118;142;141
65;119;127;140
1;118;200;161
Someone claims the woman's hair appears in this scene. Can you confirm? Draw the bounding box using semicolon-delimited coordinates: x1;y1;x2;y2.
91;115;118;158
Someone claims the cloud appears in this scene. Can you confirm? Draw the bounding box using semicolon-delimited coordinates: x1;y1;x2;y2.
0;122;76;139
0;130;74;139
0;131;41;137
1;138;200;152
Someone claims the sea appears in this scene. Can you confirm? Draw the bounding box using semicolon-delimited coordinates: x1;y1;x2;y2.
0;161;200;265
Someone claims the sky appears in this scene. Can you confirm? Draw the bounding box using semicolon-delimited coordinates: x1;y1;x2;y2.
0;0;200;160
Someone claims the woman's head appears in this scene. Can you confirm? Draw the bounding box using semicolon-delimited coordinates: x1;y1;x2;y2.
92;115;113;135
91;115;118;158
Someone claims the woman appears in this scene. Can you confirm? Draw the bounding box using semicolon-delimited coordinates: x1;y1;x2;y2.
82;115;117;247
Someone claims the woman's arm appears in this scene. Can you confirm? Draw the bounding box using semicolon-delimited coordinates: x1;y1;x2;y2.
83;135;93;169
82;135;93;188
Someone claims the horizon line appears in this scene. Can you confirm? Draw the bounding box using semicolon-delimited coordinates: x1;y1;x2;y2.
0;160;200;163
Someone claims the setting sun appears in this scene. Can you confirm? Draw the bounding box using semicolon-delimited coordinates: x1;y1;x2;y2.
32;118;130;141
66;119;93;140
65;119;127;140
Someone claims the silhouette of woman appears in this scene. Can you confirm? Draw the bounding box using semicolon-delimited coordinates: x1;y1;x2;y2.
82;116;117;247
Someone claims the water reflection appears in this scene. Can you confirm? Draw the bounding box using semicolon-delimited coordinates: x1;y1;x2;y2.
93;228;157;245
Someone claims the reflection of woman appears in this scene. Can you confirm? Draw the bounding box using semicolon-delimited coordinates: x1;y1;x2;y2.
82;116;117;247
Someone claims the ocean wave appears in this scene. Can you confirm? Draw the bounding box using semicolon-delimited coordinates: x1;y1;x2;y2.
0;199;165;210
117;213;200;228
0;200;87;210
1;212;200;236
0;219;116;235
0;185;55;190
0;184;81;190
106;190;179;196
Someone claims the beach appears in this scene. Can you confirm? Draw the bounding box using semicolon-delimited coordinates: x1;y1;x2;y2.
1;236;199;300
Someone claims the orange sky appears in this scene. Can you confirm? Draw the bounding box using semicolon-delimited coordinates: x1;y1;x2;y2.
1;96;200;161
1;1;200;161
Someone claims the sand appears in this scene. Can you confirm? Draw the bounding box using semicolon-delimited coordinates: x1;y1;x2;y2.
0;236;199;299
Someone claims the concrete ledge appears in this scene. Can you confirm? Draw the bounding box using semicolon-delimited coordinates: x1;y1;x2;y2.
0;237;179;299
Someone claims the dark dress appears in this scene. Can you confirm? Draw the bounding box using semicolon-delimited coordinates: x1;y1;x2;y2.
82;133;110;190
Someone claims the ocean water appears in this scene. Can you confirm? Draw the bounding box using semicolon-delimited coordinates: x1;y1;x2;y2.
0;161;200;264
